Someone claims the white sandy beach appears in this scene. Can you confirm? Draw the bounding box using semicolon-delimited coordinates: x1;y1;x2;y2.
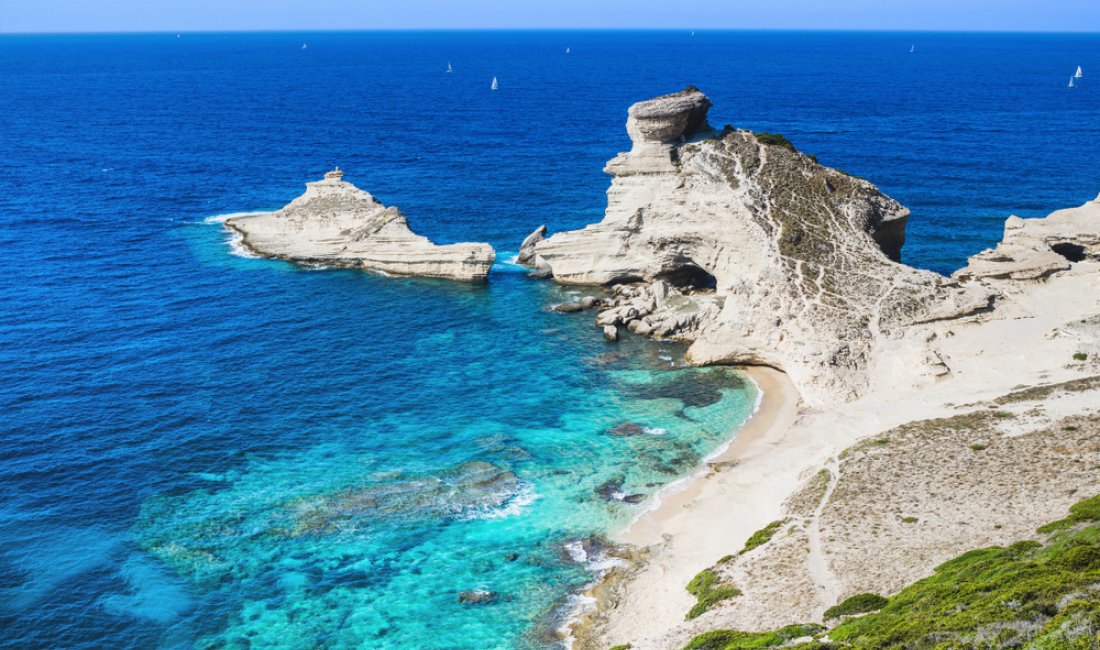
576;261;1100;649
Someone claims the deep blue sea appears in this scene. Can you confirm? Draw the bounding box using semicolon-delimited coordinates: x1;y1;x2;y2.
0;30;1098;649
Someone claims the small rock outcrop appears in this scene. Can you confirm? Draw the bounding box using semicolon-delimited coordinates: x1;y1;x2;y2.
517;225;547;265
955;195;1100;283
226;169;495;282
521;89;993;405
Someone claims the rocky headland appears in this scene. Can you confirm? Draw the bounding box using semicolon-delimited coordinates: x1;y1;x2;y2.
540;89;1100;649
225;169;495;282
520;88;994;407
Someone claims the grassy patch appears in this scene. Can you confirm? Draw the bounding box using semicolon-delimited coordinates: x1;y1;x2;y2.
970;443;988;451
685;569;741;620
608;645;632;650
683;495;1100;649
754;132;797;153
1073;352;1088;361
1037;494;1100;533
823;593;888;620
741;520;784;555
683;624;825;649
900;516;918;524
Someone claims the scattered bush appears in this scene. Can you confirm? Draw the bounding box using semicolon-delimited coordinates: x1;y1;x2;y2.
824;593;889;620
1072;352;1088;361
682;624;825;649
901;516;919;524
685;569;741;620
608;645;632;650
754;132;797;153
1037;493;1100;533
683;494;1100;649
741;521;784;554
970;443;988;451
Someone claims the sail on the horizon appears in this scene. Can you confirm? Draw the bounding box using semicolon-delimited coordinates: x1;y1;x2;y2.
1069;76;1076;88
446;62;453;73
1075;66;1084;78
491;76;499;91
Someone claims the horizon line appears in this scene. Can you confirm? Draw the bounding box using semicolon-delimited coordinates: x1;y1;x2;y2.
3;26;1100;36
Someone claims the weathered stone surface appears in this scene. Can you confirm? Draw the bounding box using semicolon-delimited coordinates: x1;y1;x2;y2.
517;225;547;265
954;196;1100;283
226;169;495;282
603;325;619;342
521;89;992;405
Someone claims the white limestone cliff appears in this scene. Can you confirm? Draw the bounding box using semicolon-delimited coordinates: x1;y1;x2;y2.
524;88;995;406
226;169;495;283
954;194;1100;283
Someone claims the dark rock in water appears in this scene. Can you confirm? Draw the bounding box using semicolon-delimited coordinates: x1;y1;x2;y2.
580;295;603;309
622;493;647;504
627;370;743;408
608;422;645;437
595;476;625;501
458;589;498;605
504;553;519;562
551;302;585;313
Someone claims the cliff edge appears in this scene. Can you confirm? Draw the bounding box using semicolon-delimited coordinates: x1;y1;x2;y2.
523;88;993;405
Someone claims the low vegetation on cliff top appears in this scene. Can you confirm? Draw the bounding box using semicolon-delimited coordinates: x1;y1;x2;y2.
681;494;1100;649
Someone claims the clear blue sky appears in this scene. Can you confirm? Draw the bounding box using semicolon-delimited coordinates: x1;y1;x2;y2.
1;0;1098;33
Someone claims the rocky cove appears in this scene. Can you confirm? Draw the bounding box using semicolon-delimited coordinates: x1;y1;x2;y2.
213;87;1100;649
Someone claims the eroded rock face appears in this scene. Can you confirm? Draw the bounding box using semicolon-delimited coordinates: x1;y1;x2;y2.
954;195;1100;283
226;169;495;282
524;89;993;405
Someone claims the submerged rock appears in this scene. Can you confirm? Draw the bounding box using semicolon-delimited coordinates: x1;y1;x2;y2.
607;423;646;437
225;169;495;282
457;589;498;605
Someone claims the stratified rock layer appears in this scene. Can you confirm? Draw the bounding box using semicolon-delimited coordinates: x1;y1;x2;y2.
526;88;993;405
955;194;1100;283
226;170;495;282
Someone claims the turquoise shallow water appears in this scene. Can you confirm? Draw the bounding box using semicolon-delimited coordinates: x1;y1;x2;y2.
2;29;1098;649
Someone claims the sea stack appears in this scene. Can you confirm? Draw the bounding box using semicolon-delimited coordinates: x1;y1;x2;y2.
225;169;496;282
522;88;994;405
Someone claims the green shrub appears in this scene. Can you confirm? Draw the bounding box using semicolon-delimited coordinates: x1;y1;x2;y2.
969;443;988;451
682;624;824;649
823;593;888;620
754;132;796;153
608;645;632;650
685;569;741;620
741;521;784;554
1072;352;1088;361
901;516;918;524
1038;493;1100;533
683;495;1100;649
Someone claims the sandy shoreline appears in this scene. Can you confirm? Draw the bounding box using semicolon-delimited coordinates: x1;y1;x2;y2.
570;262;1100;649
568;365;807;649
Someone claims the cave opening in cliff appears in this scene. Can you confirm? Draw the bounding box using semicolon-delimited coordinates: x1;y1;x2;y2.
657;264;717;290
1050;242;1086;262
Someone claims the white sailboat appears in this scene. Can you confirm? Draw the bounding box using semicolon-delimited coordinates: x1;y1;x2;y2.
446;62;453;74
565;47;571;54
910;44;915;53
301;42;308;50
491;76;499;91
1075;66;1083;78
1069;76;1076;88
